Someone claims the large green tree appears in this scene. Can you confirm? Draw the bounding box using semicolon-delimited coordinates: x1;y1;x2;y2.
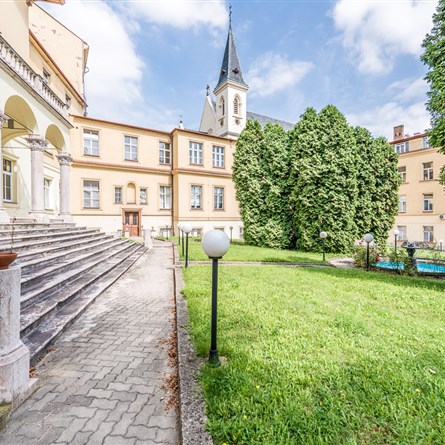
421;0;445;182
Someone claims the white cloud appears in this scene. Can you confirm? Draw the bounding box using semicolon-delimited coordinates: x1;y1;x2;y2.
347;101;430;140
333;0;436;75
387;77;428;103
43;0;144;117
246;53;314;97
124;0;228;30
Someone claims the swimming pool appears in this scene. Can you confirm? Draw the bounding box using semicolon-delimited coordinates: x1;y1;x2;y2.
374;261;445;274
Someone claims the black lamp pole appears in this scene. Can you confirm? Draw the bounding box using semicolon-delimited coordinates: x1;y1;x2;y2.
322;238;326;262
209;257;221;366
178;228;181;246
394;234;398;256
181;231;185;257
366;241;370;271
230;226;233;243
185;233;189;268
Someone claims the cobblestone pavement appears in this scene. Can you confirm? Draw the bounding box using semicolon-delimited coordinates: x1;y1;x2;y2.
0;241;179;445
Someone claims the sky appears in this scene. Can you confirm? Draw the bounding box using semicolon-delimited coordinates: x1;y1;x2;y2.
42;0;438;140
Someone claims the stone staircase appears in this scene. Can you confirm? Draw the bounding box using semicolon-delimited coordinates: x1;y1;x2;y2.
0;222;147;363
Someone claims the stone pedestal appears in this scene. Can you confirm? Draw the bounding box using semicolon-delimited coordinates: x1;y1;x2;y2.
0;267;35;411
143;229;153;249
57;153;74;223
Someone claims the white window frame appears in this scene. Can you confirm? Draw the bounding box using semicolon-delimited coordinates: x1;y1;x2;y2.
83;130;99;156
423;226;434;243
399;195;406;213
160;185;171;210
423;162;433;181
423;137;430;149
124;136;138;161
239;227;244;239
83;180;100;208
44;178;52;209
394;142;409;154
212;146;225;168
189;142;203;165
191;185;202;209
214;187;224;210
2;158;13;203
397;226;407;241
159;142;171;164
423;194;433;212
140;187;148;205
398;166;406;183
114;186;122;204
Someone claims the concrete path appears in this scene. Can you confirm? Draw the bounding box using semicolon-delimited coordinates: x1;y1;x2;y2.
0;240;179;445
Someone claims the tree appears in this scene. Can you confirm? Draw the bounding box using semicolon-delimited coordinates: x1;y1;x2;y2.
421;0;445;183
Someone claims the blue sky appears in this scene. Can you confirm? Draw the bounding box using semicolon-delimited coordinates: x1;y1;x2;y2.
43;0;437;140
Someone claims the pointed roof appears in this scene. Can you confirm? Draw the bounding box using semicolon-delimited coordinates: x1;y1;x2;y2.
215;24;247;90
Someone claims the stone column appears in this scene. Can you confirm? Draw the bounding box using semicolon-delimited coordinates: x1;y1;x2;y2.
56;153;73;223
0;113;11;223
0;267;35;411
26;135;48;223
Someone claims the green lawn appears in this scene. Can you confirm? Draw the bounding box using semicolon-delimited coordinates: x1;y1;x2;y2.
182;266;445;444
177;238;335;263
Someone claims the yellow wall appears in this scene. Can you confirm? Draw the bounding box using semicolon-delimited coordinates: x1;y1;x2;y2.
0;1;29;60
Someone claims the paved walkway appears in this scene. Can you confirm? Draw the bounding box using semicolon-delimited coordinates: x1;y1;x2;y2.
0;241;179;445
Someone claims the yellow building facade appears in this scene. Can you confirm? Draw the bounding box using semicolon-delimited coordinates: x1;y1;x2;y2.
391;125;445;245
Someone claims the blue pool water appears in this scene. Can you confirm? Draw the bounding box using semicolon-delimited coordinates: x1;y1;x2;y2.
375;261;445;274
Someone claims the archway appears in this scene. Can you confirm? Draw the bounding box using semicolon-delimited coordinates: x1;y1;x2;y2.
2;95;38;144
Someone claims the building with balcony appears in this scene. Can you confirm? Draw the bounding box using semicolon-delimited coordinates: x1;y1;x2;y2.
390;124;445;245
0;1;87;223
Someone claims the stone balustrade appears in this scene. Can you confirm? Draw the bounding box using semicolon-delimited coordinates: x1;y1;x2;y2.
0;35;69;119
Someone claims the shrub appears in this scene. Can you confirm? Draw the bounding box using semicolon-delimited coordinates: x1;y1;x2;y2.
352;242;380;268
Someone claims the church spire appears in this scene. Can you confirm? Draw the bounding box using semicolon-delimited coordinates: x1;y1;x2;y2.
215;15;247;90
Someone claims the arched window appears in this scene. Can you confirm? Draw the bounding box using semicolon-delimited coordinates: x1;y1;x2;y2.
127;182;136;204
220;97;225;116
234;95;240;116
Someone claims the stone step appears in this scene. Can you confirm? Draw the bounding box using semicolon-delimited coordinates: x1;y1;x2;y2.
0;222;76;231
18;236;117;274
0;229;102;252
20;238;130;291
0;225;88;238
20;241;138;310
22;244;147;362
14;233;114;263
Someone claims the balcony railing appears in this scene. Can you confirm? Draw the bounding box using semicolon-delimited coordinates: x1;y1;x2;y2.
0;35;69;119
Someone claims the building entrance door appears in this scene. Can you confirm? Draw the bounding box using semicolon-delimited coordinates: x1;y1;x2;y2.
123;210;140;237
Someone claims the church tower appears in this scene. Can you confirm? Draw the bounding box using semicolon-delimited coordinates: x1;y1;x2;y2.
199;20;249;138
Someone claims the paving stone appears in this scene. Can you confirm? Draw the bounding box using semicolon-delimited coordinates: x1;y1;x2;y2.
83;421;115;445
67;406;97;419
110;412;138;436
126;425;157;441
90;399;118;410
54;418;88;443
82;409;110;432
104;436;136;445
106;402;131;423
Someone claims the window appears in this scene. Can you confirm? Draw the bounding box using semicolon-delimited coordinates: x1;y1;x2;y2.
192;228;203;237
214;187;224;210
423;137;430;149
43;69;50;84
44;178;52;209
394;141;409;154
212;146;225;168
159;142;171;164
83;130;99;156
140;187;147;205
398;166;406;183
83;180;100;208
239;227;244;239
191;185;202;209
423;162;433;180
65;94;71;107
423;226;434;243
160;186;171;209
189;142;203;165
397;226;407;241
423;194;433;212
398;195;406;213
234;96;240;115
114;186;122;204
124;136;138;161
220;97;225;116
2;159;13;202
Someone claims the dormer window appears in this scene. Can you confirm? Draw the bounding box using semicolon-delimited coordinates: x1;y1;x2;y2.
233;68;239;75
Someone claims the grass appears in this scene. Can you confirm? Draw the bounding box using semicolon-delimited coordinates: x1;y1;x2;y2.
182;265;445;444
177;238;337;263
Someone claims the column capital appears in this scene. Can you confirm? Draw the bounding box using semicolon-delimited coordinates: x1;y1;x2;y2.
25;135;48;152
0;112;9;126
57;153;73;167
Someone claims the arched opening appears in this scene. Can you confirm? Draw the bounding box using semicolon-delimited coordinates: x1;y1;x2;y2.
3;95;38;143
45;124;66;153
234;95;241;116
127;182;136;204
220;96;225;117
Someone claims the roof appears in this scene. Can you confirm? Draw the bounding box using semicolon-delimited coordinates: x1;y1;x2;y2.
215;25;247;90
247;111;294;131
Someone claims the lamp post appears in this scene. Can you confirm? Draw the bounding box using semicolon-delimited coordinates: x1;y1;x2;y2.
440;240;443;251
393;229;399;256
319;231;328;261
229;226;233;243
201;229;230;367
363;233;374;271
183;224;192;268
177;223;182;246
